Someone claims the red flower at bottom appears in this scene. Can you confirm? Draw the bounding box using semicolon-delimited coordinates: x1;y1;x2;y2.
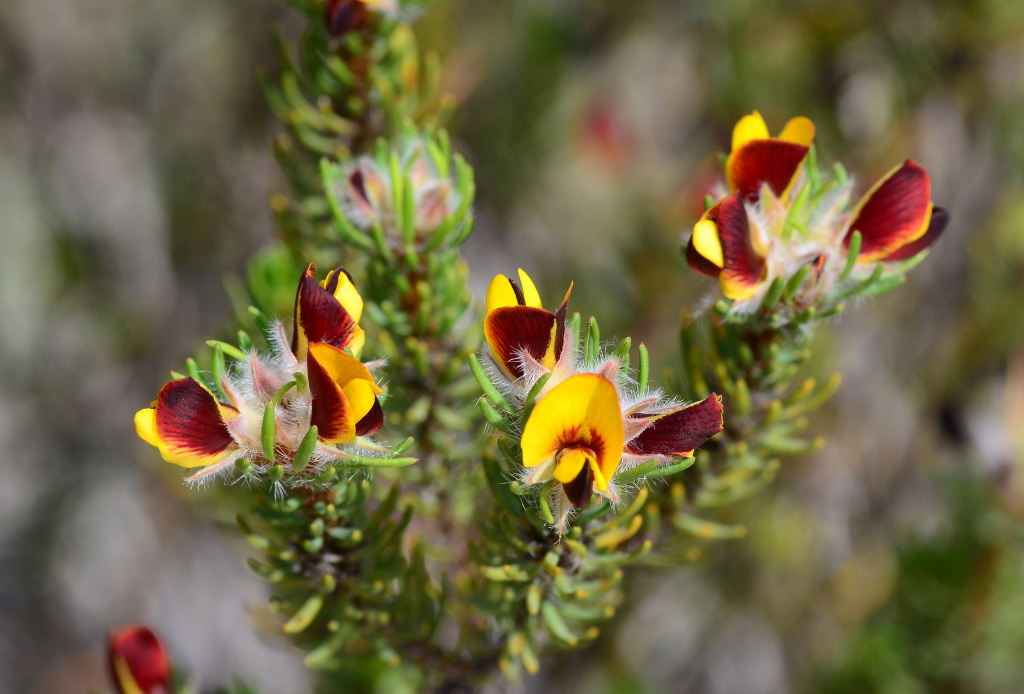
108;626;171;694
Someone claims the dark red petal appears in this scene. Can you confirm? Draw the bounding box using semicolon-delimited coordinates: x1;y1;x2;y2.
355;397;384;436
350;168;370;205
730;139;809;202
882;206;950;261
563;463;594;510
553;283;573;362
485;306;556;379
155;378;234;458
714;194;765;292
307;347;354;441
292;263;357;358
108;626;171;694
686;236;723;278
326;0;368;36
845;160;932;260
626;394;723;457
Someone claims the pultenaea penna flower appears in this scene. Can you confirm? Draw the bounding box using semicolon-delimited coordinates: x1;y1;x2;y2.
135;264;383;482
108;625;171;694
685;111;949;311
333;138;462;249
482;270;723;521
325;0;397;36
484;269;571;380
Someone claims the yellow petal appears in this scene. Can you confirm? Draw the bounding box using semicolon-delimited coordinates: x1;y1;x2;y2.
778;116;815;146
590;459;610;492
136;406;227;468
486;274;518;313
517;268;543;308
324;269;364;323
342;378;377;423
521;374;624;481
731;111;770;153
553;447;591;484
112;655;147;694
307;343;382;394
135;408;160;448
721;275;763;301
348;325;366;360
692;219;724;268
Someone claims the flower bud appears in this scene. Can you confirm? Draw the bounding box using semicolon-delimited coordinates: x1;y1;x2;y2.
108;625;171;694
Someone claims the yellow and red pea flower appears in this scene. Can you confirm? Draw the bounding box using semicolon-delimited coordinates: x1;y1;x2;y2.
484;269;571;381
520;372;723;511
686;111;949;307
335;141;460;247
842;159;949;263
108;625;171;694
725;110;815;202
483;269;723;516
325;0;396;36
307;341;383;442
135;264;382;481
134;377;239;470
292;263;365;360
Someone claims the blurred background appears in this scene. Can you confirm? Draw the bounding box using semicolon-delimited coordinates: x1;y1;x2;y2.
2;0;1024;692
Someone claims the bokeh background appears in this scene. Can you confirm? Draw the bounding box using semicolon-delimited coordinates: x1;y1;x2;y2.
3;0;1024;692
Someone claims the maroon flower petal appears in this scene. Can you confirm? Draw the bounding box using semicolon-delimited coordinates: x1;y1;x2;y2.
485;306;557;379
563;463;595;510
882;206;949;261
552;283;573;363
686;235;724;278
355;397;384;437
714;194;765;296
292;263;358;360
306;345;355;443
155;378;234;459
729;139;809;202
326;0;369;36
845;160;932;262
626;394;723;457
108;626;171;694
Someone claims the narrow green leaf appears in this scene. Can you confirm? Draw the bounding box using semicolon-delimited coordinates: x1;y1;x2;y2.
469;354;516;413
839;230;862;281
761;276;785;309
237;330;253;351
284;594;324;634
292;426;318;472
783;264;812;303
208;340;246;361
541;602;579;645
637;343;649;393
